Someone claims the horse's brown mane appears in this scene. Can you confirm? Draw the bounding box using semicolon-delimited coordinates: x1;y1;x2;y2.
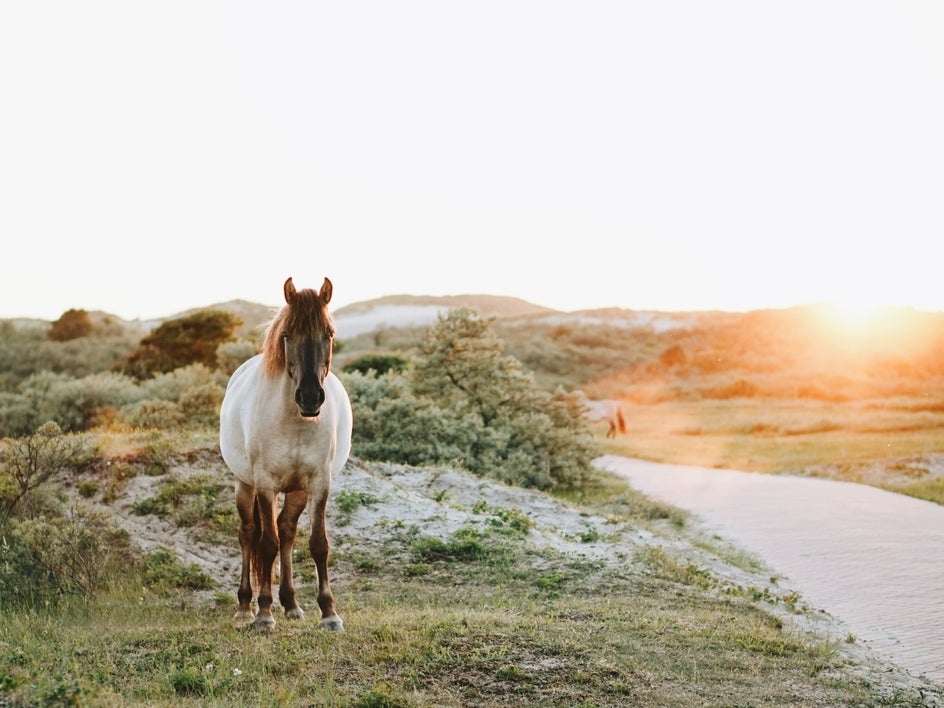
261;288;334;377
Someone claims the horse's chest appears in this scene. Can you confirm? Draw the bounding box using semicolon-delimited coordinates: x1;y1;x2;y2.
252;430;330;490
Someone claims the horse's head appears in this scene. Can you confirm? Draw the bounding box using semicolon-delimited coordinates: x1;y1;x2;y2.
263;277;336;418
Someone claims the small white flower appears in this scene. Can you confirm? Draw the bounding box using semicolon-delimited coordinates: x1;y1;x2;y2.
205;663;214;671
232;668;243;677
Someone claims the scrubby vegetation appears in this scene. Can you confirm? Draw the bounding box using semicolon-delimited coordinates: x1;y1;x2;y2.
121;310;243;379
1;298;943;705
0;303;603;620
332;301;944;503
348;309;598;490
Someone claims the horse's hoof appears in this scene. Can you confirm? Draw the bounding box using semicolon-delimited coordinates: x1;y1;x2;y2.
319;615;343;631
233;610;255;624
251;617;276;631
285;607;305;620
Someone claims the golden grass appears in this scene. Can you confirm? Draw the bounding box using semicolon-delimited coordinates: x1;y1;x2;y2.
597;396;944;504
602;398;944;471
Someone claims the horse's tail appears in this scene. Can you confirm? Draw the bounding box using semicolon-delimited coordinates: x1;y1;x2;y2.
616;406;627;434
250;494;278;591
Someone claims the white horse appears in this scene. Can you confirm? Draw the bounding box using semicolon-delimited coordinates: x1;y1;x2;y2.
585;399;627;439
220;277;352;631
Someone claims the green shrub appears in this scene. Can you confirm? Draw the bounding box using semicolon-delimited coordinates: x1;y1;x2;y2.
140;547;214;592
179;382;225;428
132;474;235;537
216;340;257;376
344;310;599;490
0;522;58;608
169;667;210;697
411;528;488;563
14;505;132;596
0;371;70;436
343;353;409;376
0;371;144;435
474;503;535;535
52;372;145;431
120;399;184;429
344;372;471;467
335;489;381;514
141;364;221;402
122;310;241;379
0;321;140;391
0;391;35;438
0;422;91;520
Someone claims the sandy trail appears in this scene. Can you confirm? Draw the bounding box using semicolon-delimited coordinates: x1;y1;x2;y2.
597;455;944;685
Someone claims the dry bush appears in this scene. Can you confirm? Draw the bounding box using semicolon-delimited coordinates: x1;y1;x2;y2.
119;400;184;429
0;422;91;521
700;379;760;400
14;505;132;595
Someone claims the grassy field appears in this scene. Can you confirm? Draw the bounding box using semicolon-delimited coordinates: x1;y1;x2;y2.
0;517;925;706
1;433;940;706
3;304;944;704
0;572;890;707
598;397;944;505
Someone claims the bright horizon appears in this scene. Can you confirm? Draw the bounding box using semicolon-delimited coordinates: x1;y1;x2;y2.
2;2;943;322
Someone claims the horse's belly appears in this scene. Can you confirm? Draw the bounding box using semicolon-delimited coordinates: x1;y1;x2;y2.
219;356;264;484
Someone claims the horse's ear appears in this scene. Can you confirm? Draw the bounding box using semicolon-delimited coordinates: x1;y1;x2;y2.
284;277;297;304
319;278;333;305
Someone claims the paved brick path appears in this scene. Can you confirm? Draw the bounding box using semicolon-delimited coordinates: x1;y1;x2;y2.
597;455;944;685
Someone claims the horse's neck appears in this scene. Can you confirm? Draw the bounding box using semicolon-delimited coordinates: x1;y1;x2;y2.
256;369;301;420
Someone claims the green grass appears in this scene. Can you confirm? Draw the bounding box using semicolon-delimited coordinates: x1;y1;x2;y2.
131;473;238;538
0;559;893;707
890;477;944;506
0;428;938;705
0;508;929;707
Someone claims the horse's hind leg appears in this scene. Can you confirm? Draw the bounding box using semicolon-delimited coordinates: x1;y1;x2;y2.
278;489;308;620
233;481;257;623
309;492;342;631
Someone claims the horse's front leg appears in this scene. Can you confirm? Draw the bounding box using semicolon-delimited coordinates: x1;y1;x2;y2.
310;492;343;631
278;489;308;620
233;481;257;623
251;490;280;630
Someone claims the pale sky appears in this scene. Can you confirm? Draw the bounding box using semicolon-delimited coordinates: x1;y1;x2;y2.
2;1;943;321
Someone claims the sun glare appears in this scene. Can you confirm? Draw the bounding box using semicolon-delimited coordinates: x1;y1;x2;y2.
828;301;883;330
816;299;920;348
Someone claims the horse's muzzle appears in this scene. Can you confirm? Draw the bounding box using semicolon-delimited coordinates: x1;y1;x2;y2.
295;385;325;418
